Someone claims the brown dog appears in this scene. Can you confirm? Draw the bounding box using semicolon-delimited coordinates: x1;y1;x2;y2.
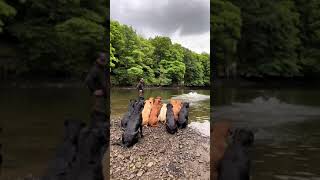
148;97;162;127
170;99;182;121
142;97;154;126
211;120;232;180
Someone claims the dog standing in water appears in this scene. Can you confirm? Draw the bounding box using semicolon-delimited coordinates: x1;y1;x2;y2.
149;97;162;127
211;120;232;180
218;128;254;180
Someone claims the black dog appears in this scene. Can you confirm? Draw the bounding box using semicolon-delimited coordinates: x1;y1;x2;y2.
66;112;108;180
218;128;254;180
66;127;106;180
121;99;136;129
177;102;189;128
121;98;144;147
166;103;177;134
42;119;85;180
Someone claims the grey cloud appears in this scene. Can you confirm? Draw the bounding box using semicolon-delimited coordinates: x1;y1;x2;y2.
111;0;209;36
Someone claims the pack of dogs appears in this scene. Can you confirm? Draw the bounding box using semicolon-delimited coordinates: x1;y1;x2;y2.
41;97;254;180
119;96;190;147
212;120;254;180
42;111;109;180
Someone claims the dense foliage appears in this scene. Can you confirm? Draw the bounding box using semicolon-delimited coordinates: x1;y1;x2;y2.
212;0;320;78
0;0;107;79
110;20;210;86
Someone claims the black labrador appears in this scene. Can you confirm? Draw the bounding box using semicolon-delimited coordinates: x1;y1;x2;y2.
218;128;254;180
166;103;177;134
121;99;136;129
121;98;144;147
42;119;85;180
67;112;108;180
177;102;189;128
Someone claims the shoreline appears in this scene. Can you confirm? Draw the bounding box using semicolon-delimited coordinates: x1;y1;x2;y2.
109;116;210;179
0;80;210;89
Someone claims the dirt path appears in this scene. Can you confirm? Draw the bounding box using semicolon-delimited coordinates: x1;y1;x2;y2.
109;116;210;180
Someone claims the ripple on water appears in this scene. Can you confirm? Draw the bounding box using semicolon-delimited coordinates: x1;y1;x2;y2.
172;92;210;103
189;120;210;137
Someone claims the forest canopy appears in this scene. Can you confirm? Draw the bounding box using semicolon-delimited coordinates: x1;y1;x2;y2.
0;0;107;79
110;20;210;86
212;0;320;79
0;0;210;86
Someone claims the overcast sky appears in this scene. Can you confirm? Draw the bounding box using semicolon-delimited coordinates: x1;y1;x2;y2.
110;0;210;54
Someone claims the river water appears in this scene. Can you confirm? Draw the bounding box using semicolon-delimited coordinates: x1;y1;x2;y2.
213;85;320;180
0;86;209;179
110;88;210;123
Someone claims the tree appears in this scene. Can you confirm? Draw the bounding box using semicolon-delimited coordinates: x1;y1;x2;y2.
295;0;320;77
211;0;241;78
0;0;16;33
110;20;209;86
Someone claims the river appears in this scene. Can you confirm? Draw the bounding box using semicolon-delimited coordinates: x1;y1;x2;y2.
213;84;320;180
0;85;209;179
2;83;318;179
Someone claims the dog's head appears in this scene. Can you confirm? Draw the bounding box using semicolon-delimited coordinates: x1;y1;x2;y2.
232;128;254;147
183;102;190;108
167;103;173;109
122;131;139;147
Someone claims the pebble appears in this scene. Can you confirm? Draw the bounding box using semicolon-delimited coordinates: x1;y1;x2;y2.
110;121;210;179
129;174;135;179
136;162;142;168
137;170;144;177
147;162;154;167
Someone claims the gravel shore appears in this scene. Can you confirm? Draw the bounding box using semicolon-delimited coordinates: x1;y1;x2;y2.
109;116;210;180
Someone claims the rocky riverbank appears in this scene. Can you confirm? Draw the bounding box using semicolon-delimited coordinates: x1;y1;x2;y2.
109;116;210;180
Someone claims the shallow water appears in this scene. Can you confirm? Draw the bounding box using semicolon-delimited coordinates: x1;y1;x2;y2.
213;85;320;180
111;88;210;123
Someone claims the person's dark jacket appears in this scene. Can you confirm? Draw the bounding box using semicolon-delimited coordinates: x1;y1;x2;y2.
136;82;144;92
85;63;107;97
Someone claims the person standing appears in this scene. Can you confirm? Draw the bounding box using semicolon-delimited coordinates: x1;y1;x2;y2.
136;78;144;97
85;52;108;114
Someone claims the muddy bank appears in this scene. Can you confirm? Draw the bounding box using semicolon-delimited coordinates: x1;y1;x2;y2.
109;116;210;180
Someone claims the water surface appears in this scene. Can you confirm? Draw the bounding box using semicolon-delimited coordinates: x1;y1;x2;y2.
0;86;209;179
213;85;320;180
111;88;210;123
